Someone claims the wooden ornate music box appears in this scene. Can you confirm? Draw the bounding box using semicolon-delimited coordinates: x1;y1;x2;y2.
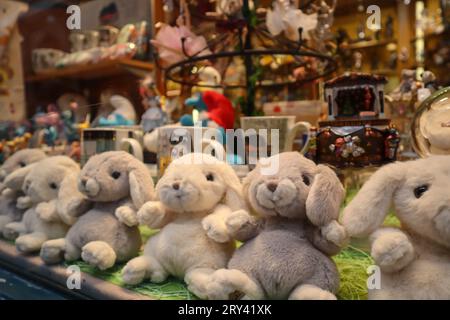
308;73;400;168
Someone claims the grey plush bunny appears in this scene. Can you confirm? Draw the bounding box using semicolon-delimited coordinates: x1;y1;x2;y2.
0;149;46;234
343;156;450;299
2;156;81;253
207;152;347;300
41;151;154;270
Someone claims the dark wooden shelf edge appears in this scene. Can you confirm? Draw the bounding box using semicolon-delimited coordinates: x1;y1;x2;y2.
0;240;152;300
25;59;154;83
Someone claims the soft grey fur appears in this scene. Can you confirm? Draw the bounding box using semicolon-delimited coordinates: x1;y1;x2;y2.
342;156;450;300
121;153;247;299
2;156;80;253
40;151;155;270
207;152;347;300
0;149;47;234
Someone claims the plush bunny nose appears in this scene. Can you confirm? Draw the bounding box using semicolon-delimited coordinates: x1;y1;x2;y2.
80;177;88;187
23;180;31;192
267;182;278;192
172;183;180;190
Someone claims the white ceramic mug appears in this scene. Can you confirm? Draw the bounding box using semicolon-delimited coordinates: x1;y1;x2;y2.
81;126;144;165
240;116;312;155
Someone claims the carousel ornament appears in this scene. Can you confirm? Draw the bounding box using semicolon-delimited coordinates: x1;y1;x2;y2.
266;0;318;42
329;135;365;158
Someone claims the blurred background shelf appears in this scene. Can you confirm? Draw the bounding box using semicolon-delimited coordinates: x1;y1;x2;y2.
348;39;397;50
26;59;154;83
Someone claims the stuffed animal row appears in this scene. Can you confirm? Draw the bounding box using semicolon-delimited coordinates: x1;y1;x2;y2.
0;149;47;235
1;149;449;300
31;150;345;300
120;152;346;300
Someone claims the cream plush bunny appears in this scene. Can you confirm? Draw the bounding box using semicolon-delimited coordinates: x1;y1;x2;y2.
342;156;450;299
0;149;46;234
40;151;154;270
2;156;82;253
121;153;247;299
207;152;347;300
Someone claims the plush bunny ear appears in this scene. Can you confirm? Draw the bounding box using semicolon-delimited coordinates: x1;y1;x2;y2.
128;161;155;209
3;163;36;191
342;162;406;238
56;171;91;226
219;163;247;212
52;156;80;170
306;164;345;227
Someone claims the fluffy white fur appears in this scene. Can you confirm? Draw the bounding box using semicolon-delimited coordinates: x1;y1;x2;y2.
2;156;83;253
0;149;47;234
342;156;450;299
121;153;247;299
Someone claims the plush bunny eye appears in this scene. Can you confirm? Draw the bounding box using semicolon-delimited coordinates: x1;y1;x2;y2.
111;171;121;179
414;185;429;199
49;182;58;190
206;173;214;181
302;175;310;186
19;161;26;167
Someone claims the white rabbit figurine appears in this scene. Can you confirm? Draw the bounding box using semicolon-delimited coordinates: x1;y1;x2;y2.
121;153;247;299
0;148;46;234
2;156;82;253
343;156;450;299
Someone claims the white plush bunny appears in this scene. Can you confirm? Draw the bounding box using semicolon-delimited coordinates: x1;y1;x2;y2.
0;149;46;234
3;156;83;254
121;153;247;299
342;156;450;299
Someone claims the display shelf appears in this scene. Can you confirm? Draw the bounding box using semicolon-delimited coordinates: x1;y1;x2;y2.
25;59;154;83
347;39;397;50
0;240;150;300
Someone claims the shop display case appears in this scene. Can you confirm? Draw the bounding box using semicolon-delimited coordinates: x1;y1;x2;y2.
1;0;450;303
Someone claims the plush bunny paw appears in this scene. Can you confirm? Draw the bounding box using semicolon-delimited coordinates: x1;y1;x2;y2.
202;215;230;243
115;206;138;227
81;241;117;270
16;196;32;210
207;269;245;300
16;234;45;253
3;223;21;240
40;239;66;264
36;202;57;222
122;257;167;285
321;220;348;247
1;188;15;199
289;284;337;300
137;201;165;228
226;210;252;236
371;233;415;272
122;261;147;285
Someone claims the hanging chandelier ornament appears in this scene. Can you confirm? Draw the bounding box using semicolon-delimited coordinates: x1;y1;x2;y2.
151;0;338;115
